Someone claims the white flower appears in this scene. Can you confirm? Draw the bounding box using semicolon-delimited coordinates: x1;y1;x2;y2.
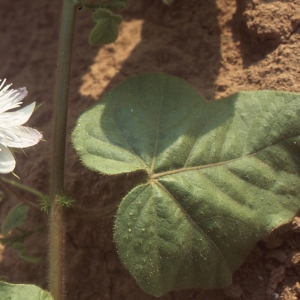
0;79;42;174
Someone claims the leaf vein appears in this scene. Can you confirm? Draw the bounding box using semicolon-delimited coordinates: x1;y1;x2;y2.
155;181;229;267
184;108;229;168
152;134;300;179
150;77;165;174
111;111;148;168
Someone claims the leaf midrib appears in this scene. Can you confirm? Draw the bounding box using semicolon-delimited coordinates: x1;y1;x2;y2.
150;134;300;179
155;181;229;268
149;77;165;176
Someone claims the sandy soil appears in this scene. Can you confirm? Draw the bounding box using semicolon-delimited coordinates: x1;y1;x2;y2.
1;0;300;299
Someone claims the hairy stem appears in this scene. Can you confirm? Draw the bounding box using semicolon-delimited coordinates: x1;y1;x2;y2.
49;0;76;299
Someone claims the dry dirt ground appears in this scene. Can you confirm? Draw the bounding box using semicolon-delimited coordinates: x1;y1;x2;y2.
1;0;300;299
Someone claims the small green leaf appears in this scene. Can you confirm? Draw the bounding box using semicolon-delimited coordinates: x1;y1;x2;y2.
89;8;122;45
73;73;300;296
2;204;29;236
0;235;24;247
18;252;41;263
0;282;53;300
12;242;26;252
12;242;41;263
0;226;43;248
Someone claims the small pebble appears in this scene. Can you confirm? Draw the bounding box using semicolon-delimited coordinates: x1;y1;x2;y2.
291;252;300;264
291;216;300;232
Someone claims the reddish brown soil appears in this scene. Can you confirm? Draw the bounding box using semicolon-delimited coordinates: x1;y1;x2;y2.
1;0;300;299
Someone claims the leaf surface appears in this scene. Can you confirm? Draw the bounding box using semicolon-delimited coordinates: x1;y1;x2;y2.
0;282;53;300
89;8;122;45
12;242;41;263
2;204;29;236
73;73;300;296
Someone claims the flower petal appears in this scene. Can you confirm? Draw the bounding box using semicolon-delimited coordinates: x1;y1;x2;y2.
0;87;28;114
0;102;36;127
0;144;15;173
0;126;42;148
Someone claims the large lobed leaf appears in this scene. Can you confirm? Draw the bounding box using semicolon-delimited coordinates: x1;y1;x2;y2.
73;73;300;296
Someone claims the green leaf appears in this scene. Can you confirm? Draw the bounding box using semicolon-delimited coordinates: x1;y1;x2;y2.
2;204;29;236
17;252;41;263
89;8;122;45
12;243;41;263
12;242;26;252
72;73;300;296
0;226;44;248
0;282;53;300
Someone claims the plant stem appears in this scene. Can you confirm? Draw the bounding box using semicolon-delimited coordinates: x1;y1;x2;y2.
0;179;39;208
0;176;43;198
49;1;76;299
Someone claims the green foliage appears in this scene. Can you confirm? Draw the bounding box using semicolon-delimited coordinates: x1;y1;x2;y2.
73;73;300;296
0;282;53;300
0;225;44;263
89;8;122;45
1;229;34;247
2;204;29;235
13;242;41;263
103;0;128;10
0;231;30;248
